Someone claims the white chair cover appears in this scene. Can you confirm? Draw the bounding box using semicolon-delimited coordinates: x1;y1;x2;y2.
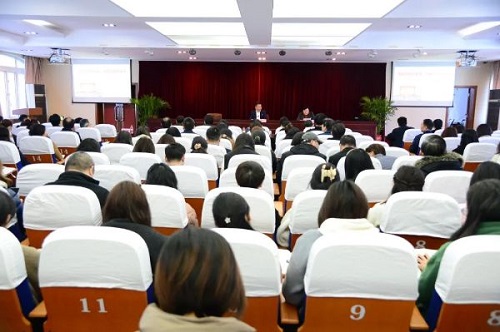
39;226;152;290
219;167;274;197
402;129;422;143
85;152;111;165
18;136;55;154
463;143;497;162
289;190;327;235
255;145;272;161
325;146;341;159
132;134;152;146
0;228;27;289
391;155;423;171
318;140;339;156
337;156;347;180
142;184;188;229
284;167;315;201
227;154;272;173
50;131;80;147
207;144;227;169
478;136;500;145
380;191;462;238
0;141;21;166
219;138;232;151
17;164;64;196
24;185;102;230
201;187;275;233
354;135;374;146
93;165;141;190
228;126;243;136
12;126;27;136
171;165;209;198
119;152;162;180
150;132;162;143
275;131;287;147
358;141;389;149
154;143;167;161
95;124;117;138
276;139;292;158
45;127;63;136
423;170;473;204
371;157;383;170
181;133;200;141
101;143;133;164
282;155;325;181
355;169;395;203
76;128;102;142
184;153;218;180
173;136;192;151
418;133;434;147
385;147;409;158
212;228;281;297
305;232;418;300
443;137;461;153
193;126;209;138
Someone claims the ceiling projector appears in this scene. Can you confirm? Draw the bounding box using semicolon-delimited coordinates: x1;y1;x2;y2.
49;48;71;64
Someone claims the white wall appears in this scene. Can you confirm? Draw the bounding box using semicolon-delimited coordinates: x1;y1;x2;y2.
42;61;96;124
385;62;493;134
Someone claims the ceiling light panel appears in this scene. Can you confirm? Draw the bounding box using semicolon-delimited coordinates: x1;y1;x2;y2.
272;36;354;47
23;19;53;27
273;23;371;37
273;0;404;18
459;21;500;37
110;0;241;17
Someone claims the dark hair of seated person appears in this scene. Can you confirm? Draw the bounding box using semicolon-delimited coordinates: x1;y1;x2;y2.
135;126;151;138
318;180;369;226
0;126;11;141
102;181;151;226
154;227;246;318
345;148;374;181
191;136;208;154
77;138;101;153
166;127;181;137
291;132;304;146
251;130;266;146
421;135;446;156
28;124;46;136
441;127;458;138
0;190;16;227
157;134;175;145
235;161;265;189
309;163;339;190
115;130;133;145
133;136;155;154
470;161;500;186
233;133;254;152
164;142;186;163
391;166;425;195
145;163;178;189
212;192;252;230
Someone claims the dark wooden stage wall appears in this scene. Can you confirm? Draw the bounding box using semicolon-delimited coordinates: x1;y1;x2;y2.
139;61;386;121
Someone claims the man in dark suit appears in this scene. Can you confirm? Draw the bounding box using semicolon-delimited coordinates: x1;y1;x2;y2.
328;135;356;166
409;118;434;155
249;103;268;121
386;116;413;148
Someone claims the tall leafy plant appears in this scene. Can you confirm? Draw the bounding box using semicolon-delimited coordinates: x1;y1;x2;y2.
131;94;170;126
360;96;397;134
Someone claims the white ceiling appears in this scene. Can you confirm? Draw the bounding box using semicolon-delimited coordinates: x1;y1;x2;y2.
0;0;499;63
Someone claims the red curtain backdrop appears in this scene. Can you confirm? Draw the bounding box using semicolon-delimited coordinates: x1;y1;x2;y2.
138;61;386;121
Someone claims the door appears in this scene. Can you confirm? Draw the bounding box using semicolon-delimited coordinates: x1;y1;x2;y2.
447;86;476;129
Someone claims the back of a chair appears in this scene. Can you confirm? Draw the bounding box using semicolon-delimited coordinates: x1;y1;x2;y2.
370;157;382;170
358;141;389;150
418;133;434;148
184;153;219;185
219;167;274;197
101;143;133;164
284;167;315;209
150;132;162;144
228;126;243;136
0;141;21;169
289;190;327;249
403;129;422;148
428;235;500;332
206;144;226;169
45;127;63;136
282;155;324;182
95;124;117;142
219;138;232;151
85;152;110;165
93;165;141;191
211;228;281;331
227;154;272;172
77;127;102;142
391;155;423;171
355;170;395;205
318;140;339;156
301;232;418;332
354;135;374;147
18;136;56;163
463;143;497;171
119;152;162;180
171;165;209;219
39;226;153;332
201;187;275;234
385;147;409;158
50;131;80;155
255;144;272;161
478;136;500;145
423;170;473;204
24;185;103;248
380;192;462;249
337;156;347;180
193;126;209;138
325;146;341;159
154;143;167;161
181;133;199;141
173;136;192;151
142;185;188;235
17;163;64;197
15;129;30;144
12;126;27;137
0;228;35;332
276;139;292;158
443;137;461;153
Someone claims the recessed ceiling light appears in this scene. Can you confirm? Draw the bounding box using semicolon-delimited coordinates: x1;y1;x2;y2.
21;49;33;52
458;21;500;37
407;25;422;29
177;50;187;54
189;56;197;60
24;31;37;35
103;23;116;27
330;58;337;61
23;19;53;27
256;51;266;55
258;57;266;61
336;51;346;55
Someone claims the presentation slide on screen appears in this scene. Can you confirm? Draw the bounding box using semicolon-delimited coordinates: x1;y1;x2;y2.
391;62;456;107
72;59;131;103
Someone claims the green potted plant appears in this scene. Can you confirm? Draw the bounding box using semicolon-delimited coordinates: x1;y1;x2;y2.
131;94;170;126
360;96;398;136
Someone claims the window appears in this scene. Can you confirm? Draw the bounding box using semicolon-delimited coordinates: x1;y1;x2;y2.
0;54;26;118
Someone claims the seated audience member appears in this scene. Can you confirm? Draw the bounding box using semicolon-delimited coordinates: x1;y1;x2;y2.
367;166;425;227
433;119;443;132
46;151;109;207
470;161;500;185
213;192;253;230
165;142;186;166
416;179;500;316
310;113;326;131
0;126;29;166
115;130;133;145
328;135;356;166
476;123;492;138
0;161;26;241
166;126;181;137
319;118;334;136
145;163;198;226
277;162;339;247
17;114;28;123
283;181;376;311
220;128;234;147
48;113;61;127
297;107;314;121
74;117;82;124
139;227;253;332
386;116;413;148
0;190;41;301
250;102;268;121
223;133;258;169
133;136;155;154
77;138;101;152
451;122;465;134
452;129;478;155
284;126;301;140
203;114;214;126
175;115;184;125
217;119;229;131
329;121;346;140
290;132;305;146
191;136;208;154
492;143;500;164
28;124;64;163
277;116;291;132
1;119;13;135
62;117;77;132
157;134;175;145
251;129;277;173
345;148;374;181
440;127;458;137
135;126;152;138
79;118;90;128
415;135;463;176
206;126;227;168
277;132;326;188
303;120;314;131
161;117;171;129
248;120;263;133
182;117;196;134
409;118;434;155
365;143;397;170
102;181;167;273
